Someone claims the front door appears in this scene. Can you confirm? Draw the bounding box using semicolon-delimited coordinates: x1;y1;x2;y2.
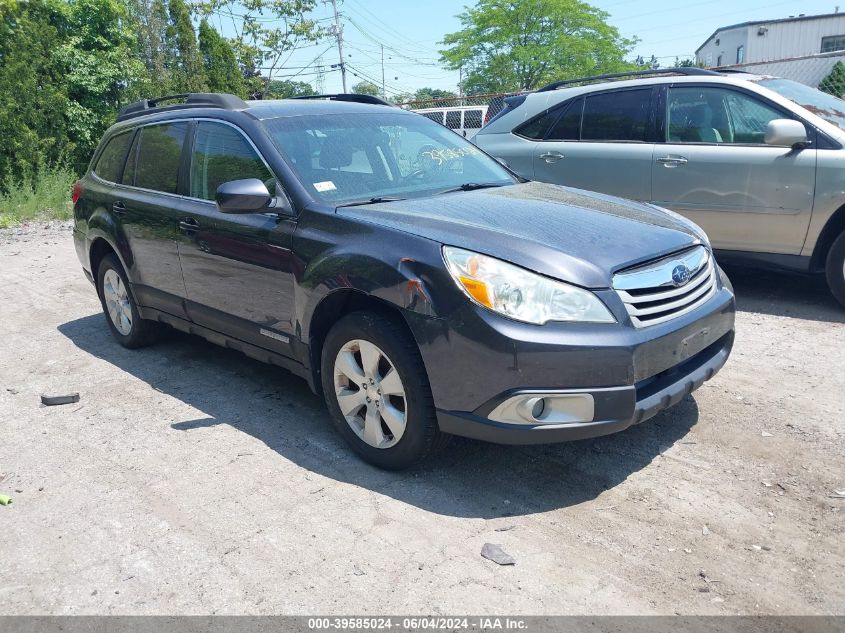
177;120;297;353
651;85;816;254
532;88;657;201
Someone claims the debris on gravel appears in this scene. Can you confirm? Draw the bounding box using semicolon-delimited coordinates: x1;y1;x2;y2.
481;543;515;566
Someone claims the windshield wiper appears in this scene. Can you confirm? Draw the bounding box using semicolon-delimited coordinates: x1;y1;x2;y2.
336;196;406;208
436;182;509;195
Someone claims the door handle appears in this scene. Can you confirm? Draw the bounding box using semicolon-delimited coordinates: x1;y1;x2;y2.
539;151;565;163
179;217;200;234
656;156;689;167
112;201;126;215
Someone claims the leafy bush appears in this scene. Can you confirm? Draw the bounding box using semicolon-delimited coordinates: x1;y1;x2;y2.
0;168;76;228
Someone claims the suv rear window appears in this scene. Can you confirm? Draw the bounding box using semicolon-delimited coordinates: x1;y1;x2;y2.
132;122;189;194
93;132;133;183
515;107;563;140
582;89;651;142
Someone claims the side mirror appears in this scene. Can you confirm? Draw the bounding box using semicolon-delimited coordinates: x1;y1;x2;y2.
215;179;273;214
765;119;808;148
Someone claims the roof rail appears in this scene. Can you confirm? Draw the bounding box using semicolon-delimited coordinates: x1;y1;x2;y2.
116;93;249;122
536;67;720;92
288;93;394;106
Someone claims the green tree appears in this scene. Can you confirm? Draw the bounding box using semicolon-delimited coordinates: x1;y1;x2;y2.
352;81;380;96
57;0;147;169
199;19;245;96
440;0;638;93
197;0;324;97
166;0;206;92
820;61;845;98
264;79;314;98
0;0;70;189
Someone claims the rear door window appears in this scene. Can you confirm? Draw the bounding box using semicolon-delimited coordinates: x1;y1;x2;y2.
582;89;651;142
546;98;584;141
93;132;134;183
133;122;189;194
190;121;274;201
515;107;564;140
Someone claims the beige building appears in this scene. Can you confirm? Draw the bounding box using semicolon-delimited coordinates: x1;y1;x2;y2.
696;12;845;86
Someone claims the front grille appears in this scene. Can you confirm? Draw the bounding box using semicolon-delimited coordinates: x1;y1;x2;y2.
613;246;717;327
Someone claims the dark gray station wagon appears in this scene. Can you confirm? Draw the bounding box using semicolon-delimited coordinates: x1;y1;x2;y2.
72;92;736;469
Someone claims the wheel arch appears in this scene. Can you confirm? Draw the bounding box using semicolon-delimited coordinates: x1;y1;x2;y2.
811;203;845;271
306;289;421;398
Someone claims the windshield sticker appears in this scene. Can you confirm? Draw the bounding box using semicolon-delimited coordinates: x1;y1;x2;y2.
313;181;337;192
420;146;483;166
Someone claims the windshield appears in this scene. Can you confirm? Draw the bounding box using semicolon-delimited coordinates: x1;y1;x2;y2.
261;112;514;204
757;78;845;131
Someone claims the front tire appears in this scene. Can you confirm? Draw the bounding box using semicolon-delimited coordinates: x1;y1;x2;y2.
320;311;445;470
96;253;159;348
825;231;845;308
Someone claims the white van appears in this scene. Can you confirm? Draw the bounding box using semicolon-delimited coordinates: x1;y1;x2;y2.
412;105;489;139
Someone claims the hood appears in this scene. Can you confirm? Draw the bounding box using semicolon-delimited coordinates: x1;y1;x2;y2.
337;181;704;288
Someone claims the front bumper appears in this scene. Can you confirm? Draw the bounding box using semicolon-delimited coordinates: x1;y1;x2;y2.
406;277;735;445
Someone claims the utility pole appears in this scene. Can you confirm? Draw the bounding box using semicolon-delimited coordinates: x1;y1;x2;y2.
380;44;386;100
326;0;347;92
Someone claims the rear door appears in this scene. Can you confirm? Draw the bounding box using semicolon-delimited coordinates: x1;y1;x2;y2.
651;84;816;254
177;120;297;351
112;121;191;315
531;87;657;201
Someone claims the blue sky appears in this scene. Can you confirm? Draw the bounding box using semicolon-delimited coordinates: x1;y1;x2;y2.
245;0;842;96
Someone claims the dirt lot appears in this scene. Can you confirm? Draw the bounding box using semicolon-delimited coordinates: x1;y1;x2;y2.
0;221;843;615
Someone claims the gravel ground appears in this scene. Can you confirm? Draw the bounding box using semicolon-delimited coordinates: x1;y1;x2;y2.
0;221;843;615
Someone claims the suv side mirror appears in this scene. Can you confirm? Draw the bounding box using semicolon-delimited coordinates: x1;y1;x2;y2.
765;119;808;148
216;179;273;214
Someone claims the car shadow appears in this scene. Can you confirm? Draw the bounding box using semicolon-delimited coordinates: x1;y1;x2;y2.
58;313;700;518
722;264;845;324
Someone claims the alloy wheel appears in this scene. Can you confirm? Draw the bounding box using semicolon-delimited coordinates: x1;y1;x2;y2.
103;269;133;336
333;339;407;449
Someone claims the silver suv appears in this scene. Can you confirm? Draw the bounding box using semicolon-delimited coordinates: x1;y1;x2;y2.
474;68;845;307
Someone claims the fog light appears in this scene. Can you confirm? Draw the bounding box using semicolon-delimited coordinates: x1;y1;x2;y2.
531;397;546;420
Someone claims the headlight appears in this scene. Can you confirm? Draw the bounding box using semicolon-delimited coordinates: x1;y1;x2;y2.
442;246;615;325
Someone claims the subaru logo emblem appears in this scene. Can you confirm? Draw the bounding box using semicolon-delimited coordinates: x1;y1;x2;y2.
671;264;691;287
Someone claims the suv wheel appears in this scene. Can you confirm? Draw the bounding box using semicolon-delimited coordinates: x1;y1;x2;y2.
826;231;845;308
97;254;159;348
321;312;446;470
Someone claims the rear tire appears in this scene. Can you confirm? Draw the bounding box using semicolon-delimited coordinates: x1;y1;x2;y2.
825;231;845;308
96;253;159;348
320;311;446;470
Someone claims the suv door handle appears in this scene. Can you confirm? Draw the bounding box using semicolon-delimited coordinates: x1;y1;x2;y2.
112;201;126;215
179;217;200;234
656;156;689;167
539;151;565;163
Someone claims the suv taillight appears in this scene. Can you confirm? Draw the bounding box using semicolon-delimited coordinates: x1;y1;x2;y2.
71;181;82;205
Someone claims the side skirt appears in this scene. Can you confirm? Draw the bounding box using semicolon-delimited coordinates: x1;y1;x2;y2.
137;305;316;392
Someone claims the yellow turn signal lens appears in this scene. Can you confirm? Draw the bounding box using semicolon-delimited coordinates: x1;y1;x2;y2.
458;276;492;307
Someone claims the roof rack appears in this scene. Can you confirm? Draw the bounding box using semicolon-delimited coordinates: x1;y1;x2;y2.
288;93;394;106
116;93;249;122
536;67;720;92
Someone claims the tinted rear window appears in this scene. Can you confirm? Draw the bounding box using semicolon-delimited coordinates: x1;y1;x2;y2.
582;89;651;142
547;98;583;141
515;107;562;140
133;122;189;194
94;132;133;183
